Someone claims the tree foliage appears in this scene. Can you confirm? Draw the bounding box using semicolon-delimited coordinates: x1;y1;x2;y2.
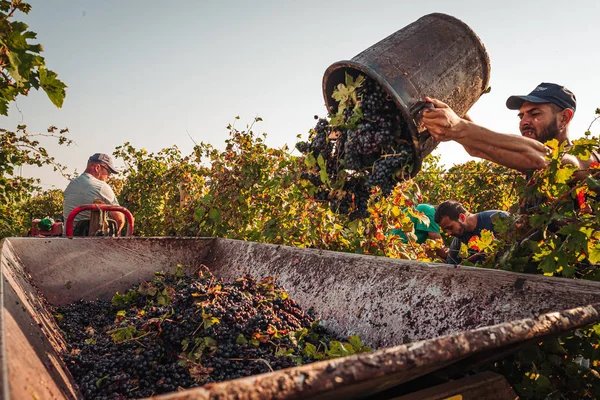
0;1;69;238
112;118;445;259
0;125;71;237
20;187;63;221
415;155;525;213
0;1;67;114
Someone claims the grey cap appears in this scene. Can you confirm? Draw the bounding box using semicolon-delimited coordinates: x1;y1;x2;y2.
88;153;118;174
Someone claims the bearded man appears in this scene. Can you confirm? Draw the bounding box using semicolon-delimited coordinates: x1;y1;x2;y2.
434;200;508;265
421;83;599;181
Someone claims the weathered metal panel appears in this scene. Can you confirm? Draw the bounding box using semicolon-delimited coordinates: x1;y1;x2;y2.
204;239;600;348
1;239;77;400
7;237;213;305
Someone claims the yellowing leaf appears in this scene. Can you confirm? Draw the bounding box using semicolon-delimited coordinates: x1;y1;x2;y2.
555;166;576;184
459;242;470;259
588;243;600;264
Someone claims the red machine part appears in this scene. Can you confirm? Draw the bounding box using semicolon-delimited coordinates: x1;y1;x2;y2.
65;204;134;237
29;221;63;237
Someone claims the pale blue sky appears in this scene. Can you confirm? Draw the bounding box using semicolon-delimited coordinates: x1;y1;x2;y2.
4;0;600;189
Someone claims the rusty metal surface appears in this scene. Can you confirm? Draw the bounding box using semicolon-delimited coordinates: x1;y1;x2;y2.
322;13;491;175
1;238;78;400
2;237;600;400
205;239;600;348
7;237;213;305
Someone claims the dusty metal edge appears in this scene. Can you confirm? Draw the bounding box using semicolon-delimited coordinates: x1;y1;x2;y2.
212;237;600;292
71;236;600;299
0;239;11;400
8;236;600;296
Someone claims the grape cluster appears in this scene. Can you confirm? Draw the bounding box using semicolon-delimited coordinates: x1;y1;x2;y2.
367;150;413;196
55;267;352;399
299;117;332;159
296;74;415;219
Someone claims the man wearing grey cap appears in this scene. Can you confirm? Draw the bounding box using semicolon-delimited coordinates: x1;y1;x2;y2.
62;153;125;235
421;82;599;179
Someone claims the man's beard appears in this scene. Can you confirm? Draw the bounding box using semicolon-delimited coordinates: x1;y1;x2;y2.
458;220;468;236
527;116;560;144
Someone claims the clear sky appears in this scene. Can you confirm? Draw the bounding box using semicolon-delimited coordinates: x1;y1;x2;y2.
4;0;600;190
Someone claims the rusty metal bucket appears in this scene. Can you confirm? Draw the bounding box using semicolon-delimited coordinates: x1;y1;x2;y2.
322;13;491;176
2;237;600;399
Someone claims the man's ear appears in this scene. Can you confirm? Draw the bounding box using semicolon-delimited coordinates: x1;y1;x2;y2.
560;108;574;126
458;213;466;223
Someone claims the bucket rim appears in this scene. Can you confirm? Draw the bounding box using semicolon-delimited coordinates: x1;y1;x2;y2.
322;60;425;177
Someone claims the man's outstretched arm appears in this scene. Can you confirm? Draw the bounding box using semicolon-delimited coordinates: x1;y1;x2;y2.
422;97;548;173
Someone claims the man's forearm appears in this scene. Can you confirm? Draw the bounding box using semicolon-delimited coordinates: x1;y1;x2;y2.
421;98;549;172
454;120;548;172
110;211;126;232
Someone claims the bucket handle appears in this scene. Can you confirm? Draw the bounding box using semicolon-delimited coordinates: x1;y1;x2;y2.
410;101;435;120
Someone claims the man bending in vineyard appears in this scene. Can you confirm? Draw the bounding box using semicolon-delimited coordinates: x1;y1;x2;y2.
422;83;599;180
389;203;449;260
434;200;508;265
63;153;125;236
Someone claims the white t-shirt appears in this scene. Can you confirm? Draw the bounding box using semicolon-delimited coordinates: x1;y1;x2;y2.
62;173;119;223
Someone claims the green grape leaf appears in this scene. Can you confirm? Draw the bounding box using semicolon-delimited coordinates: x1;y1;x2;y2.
236;334;248;345
303;342;317;357
96;375;109;388
0;99;9;116
106;325;137;344
304;153;316;168
181;338;190;351
348;335;363;351
38;68;67;108
586;176;600;191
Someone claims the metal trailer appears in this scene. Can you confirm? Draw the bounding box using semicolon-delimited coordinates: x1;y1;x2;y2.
2;237;600;399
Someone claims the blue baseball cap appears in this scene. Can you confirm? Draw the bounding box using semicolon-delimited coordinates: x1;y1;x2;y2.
506;82;576;112
88;153;118;174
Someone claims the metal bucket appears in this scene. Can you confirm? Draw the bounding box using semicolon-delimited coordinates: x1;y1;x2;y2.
322;13;491;176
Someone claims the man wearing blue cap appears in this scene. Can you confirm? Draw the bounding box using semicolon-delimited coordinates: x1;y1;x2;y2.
421;83;599;178
63;153;125;235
